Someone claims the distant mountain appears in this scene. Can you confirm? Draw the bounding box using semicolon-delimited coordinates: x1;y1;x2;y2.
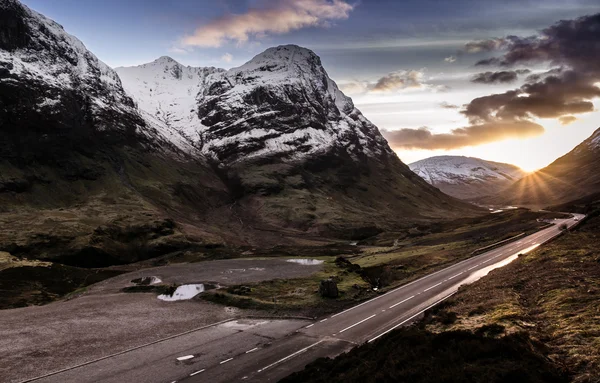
484;128;600;208
409;156;526;200
0;0;478;267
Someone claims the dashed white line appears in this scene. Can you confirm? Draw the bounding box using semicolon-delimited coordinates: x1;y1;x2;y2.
246;348;259;354
447;272;463;280
190;369;205;376
305;324;314;328
369;293;456;343
257;340;325;373
176;355;194;361
467;264;479;271
320;319;328;323
339;314;377;333
220;358;234;365
389;295;415;309
423;282;443;292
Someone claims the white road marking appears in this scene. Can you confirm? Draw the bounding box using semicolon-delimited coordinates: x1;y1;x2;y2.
305;324;314;328
423;282;443;292
339;314;377;333
320;319;328;322
176;355;194;361
246;348;259;354
467;264;479;271
447;272;463;280
220;358;234;365
369;293;456;343
389;295;415;309
257;340;325;373
190;369;205;376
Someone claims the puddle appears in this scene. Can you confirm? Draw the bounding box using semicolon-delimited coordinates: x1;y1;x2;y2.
286;259;324;265
158;284;205;301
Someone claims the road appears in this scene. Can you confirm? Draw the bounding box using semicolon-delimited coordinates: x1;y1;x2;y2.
26;214;583;383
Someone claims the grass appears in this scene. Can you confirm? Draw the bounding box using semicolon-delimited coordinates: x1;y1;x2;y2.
202;257;372;317
279;211;600;383
421;210;600;382
281;327;567;383
200;209;567;317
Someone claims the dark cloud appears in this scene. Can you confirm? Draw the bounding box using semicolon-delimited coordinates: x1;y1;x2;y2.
464;70;600;122
382;121;544;150
471;71;518;84
461;13;600;128
440;102;459;109
558;115;577;125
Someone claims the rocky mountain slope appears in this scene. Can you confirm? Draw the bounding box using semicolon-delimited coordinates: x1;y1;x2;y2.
409;156;526;200
485;128;600;208
116;46;393;163
0;0;479;268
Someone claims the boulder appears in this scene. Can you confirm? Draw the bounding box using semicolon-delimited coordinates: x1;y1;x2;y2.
319;278;339;298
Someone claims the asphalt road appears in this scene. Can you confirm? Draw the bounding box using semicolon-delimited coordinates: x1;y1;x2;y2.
27;214;583;383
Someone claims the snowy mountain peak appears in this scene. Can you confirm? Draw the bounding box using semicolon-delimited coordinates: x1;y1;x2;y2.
118;44;391;164
409;156;526;200
234;45;321;73
154;55;178;64
0;0;139;131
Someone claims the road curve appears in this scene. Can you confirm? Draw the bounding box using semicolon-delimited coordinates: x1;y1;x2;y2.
28;214;584;383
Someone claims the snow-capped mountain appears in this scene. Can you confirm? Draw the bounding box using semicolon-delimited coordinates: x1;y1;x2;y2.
1;0;479;251
117;45;393;163
487;127;600;207
409;156;526;200
0;0;138;131
115;58;224;151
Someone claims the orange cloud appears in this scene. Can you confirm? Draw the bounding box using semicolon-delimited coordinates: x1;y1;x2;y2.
182;0;353;47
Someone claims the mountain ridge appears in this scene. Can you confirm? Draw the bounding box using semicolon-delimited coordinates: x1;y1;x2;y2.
0;0;480;268
482;127;600;207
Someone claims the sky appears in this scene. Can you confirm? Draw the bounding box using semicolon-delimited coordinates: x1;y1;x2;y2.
21;0;600;171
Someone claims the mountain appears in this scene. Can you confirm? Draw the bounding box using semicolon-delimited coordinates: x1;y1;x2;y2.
116;45;392;163
0;0;478;267
485;128;600;208
408;156;526;200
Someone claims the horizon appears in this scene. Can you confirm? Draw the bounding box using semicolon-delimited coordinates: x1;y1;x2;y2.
20;0;600;172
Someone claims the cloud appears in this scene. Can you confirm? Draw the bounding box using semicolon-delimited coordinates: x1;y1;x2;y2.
471;70;519;84
462;37;510;53
444;55;456;63
339;69;432;95
440;102;459;109
558;115;577;125
458;12;600;135
382;121;544;150
182;0;353;47
339;81;370;95
168;46;190;55
221;53;233;63
371;70;424;92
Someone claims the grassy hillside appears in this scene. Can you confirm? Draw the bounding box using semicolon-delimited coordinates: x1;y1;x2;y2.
281;209;600;383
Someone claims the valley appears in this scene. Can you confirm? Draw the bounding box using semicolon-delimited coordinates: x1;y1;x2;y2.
2;1;600;383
